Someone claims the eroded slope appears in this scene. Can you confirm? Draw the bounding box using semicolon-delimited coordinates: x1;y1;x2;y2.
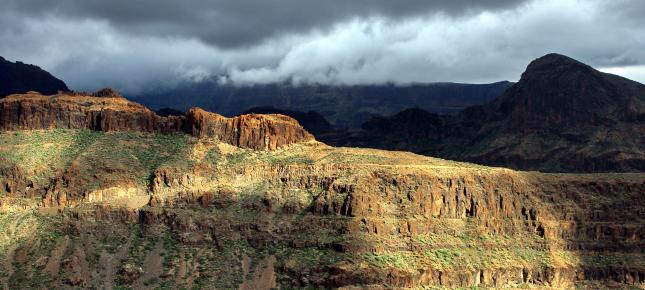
0;129;643;289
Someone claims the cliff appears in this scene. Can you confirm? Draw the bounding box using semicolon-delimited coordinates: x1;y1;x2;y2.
0;91;179;132
185;107;314;150
0;132;643;289
0;90;313;150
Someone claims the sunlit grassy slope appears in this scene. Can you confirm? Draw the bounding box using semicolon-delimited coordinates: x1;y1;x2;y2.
0;129;643;289
0;129;501;190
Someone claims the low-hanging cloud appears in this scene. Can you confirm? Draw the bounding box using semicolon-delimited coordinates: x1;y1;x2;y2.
0;0;644;94
228;0;645;85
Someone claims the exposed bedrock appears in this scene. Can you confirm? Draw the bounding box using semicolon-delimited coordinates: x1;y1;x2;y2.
0;91;313;150
141;163;645;288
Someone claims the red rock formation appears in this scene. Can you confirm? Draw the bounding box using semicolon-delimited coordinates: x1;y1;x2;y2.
185;107;314;150
0;92;181;132
0;91;314;150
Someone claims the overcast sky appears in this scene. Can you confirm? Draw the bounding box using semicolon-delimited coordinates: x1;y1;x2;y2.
1;0;644;94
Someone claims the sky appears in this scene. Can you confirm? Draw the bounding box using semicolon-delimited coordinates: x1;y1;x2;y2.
1;0;644;94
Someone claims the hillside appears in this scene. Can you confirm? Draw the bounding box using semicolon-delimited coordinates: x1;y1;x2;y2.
324;54;645;173
0;90;643;289
134;81;513;128
0;56;69;97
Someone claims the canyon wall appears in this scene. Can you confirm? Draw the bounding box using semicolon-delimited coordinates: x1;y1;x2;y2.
0;91;313;150
185;107;314;150
0;90;642;289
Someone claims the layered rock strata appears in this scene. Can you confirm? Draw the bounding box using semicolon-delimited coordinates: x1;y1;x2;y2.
0;91;313;150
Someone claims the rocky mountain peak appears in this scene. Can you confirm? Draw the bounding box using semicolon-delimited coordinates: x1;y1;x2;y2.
487;53;644;126
522;53;595;77
327;53;645;172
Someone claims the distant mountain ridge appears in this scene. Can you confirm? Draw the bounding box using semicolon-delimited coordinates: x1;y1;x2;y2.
324;53;645;172
133;80;513;128
0;56;69;97
242;106;333;135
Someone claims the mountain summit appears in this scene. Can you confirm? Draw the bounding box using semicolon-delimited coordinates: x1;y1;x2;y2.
479;53;644;128
0;56;69;97
327;53;645;172
458;53;644;171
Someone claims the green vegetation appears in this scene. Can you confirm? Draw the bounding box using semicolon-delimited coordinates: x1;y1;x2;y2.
0;129;197;191
362;247;551;271
203;146;221;164
85;131;195;186
1;210;64;288
130;132;193;173
225;150;250;165
0;129;101;185
321;152;388;164
0;128;643;289
265;154;315;165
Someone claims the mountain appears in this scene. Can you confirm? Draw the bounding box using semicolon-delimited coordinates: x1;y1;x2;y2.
133;81;513;128
0;89;644;289
242;106;333;135
0;56;69;97
324;53;645;172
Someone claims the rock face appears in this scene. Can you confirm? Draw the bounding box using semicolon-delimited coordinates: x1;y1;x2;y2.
0;92;181;133
325;53;645;172
0;90;313;150
185;107;314;150
0;133;643;289
0;56;69;97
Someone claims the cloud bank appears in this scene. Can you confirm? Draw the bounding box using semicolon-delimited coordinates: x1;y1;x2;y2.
0;0;644;93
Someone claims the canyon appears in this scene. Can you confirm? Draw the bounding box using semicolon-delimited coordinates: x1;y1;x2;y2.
0;90;643;289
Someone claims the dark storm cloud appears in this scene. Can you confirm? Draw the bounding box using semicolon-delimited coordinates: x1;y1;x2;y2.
1;0;645;93
3;0;526;48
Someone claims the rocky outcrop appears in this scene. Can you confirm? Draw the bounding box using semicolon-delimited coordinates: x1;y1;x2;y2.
185;107;314;150
0;159;31;198
32;158;645;289
0;92;181;133
145;162;645;289
0;56;69;97
0;91;314;150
